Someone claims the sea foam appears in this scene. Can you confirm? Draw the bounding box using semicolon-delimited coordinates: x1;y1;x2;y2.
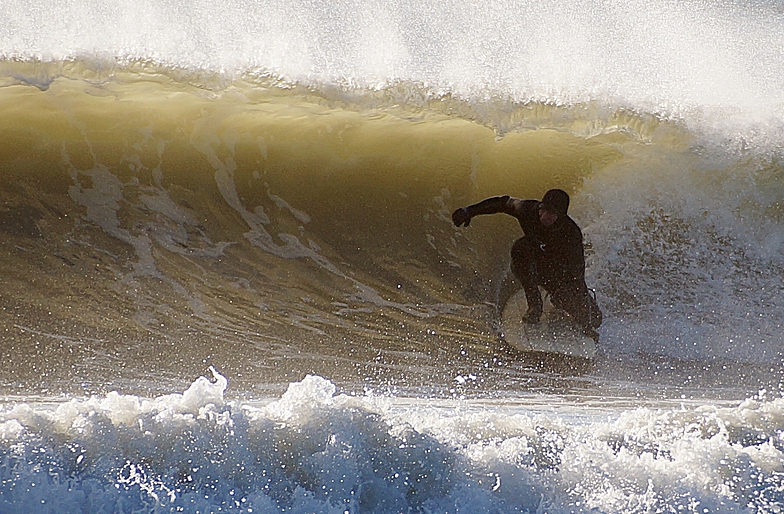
1;371;783;513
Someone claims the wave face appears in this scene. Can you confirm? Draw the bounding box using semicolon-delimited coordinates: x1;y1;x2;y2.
0;61;782;392
0;0;783;386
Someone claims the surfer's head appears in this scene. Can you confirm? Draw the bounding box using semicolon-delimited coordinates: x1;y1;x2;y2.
539;189;569;227
541;189;569;215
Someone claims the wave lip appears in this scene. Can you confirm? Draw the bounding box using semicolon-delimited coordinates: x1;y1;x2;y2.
3;1;784;128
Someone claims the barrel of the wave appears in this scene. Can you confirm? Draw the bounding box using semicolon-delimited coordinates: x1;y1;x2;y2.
452;189;601;362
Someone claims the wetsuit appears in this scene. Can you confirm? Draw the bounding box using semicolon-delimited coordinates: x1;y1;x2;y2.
456;195;602;335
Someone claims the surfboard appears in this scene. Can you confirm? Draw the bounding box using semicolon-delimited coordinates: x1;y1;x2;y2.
500;289;597;359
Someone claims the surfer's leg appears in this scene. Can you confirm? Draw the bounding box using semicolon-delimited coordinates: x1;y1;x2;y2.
551;281;602;341
568;282;602;330
510;237;543;323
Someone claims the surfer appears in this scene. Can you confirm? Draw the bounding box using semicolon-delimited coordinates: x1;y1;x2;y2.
452;189;602;341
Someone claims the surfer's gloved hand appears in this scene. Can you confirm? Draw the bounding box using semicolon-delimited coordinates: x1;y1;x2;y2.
452;207;472;227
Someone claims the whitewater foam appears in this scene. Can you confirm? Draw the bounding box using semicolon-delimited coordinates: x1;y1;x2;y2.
1;371;782;513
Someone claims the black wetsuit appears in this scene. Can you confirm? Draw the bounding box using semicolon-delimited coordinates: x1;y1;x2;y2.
463;195;602;332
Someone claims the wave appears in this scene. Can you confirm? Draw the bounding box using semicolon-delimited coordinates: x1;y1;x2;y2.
2;2;784;509
0;61;782;398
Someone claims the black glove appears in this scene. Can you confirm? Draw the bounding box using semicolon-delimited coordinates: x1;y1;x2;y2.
452;207;472;227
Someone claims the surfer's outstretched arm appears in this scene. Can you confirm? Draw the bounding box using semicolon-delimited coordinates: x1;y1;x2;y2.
452;195;519;226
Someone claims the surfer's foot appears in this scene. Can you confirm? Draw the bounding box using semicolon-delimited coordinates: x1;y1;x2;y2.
523;307;541;324
582;327;600;343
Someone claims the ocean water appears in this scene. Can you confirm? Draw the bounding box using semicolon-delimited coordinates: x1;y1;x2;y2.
1;0;784;512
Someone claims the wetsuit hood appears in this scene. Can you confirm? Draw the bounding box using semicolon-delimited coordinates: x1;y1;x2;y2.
541;189;570;216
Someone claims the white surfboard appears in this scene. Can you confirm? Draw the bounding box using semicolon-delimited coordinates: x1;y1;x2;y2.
500;289;597;359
